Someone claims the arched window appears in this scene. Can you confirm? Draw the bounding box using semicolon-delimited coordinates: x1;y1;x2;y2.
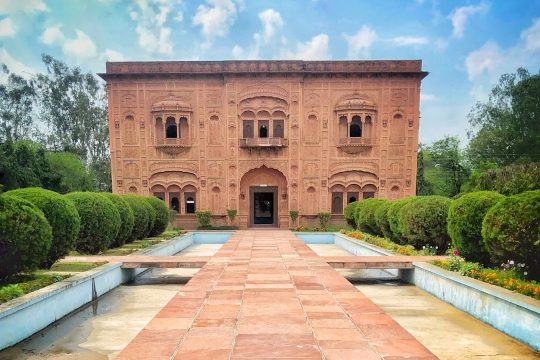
259;125;268;138
348;196;357;204
243;120;254;138
350;115;361;137
185;195;196;214
165;117;177;138
170;196;180;212
179;117;188;139
331;193;343;214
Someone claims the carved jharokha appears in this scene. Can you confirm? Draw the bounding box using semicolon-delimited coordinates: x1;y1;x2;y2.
99;60;427;229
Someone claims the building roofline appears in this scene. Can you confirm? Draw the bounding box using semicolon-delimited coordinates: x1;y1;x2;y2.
97;60;428;80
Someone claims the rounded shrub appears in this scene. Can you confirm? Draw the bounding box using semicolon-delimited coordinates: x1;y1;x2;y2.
482;190;540;280
387;197;416;244
399;196;452;251
122;195;155;241
374;201;393;239
355;199;388;236
145;196;169;236
6;187;81;268
101;193;135;247
344;201;361;227
0;195;52;279
65;192;121;254
447;191;504;265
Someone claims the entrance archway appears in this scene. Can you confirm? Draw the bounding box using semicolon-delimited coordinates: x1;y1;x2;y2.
240;166;287;227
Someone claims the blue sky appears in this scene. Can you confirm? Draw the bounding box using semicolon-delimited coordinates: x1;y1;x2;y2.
0;0;539;144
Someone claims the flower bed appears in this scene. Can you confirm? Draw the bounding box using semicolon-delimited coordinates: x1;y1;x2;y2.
432;258;540;300
340;230;421;255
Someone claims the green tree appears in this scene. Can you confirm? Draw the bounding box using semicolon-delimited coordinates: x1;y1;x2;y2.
34;54;111;189
416;144;434;195
0;140;58;191
467;68;540;166
428;136;470;197
47;152;95;194
0;64;35;142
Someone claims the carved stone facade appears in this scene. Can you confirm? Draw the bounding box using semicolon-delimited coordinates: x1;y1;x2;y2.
99;60;427;229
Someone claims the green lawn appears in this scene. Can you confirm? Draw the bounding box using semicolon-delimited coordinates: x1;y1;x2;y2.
49;261;106;272
0;272;70;304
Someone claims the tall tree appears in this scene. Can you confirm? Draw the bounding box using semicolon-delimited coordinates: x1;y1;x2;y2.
0;65;35;142
416;144;434;195
428;136;470;197
467;68;540;166
34;54;111;190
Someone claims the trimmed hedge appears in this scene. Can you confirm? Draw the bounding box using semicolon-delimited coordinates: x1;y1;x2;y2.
122;195;155;241
0;195;52;279
374;201;393;239
145;196;169;236
447;191;504;265
65;192;121;254
482;190;540;280
6;187;81;268
399;196;451;251
355;199;387;236
387;197;416;244
101;193;135;247
344;201;361;227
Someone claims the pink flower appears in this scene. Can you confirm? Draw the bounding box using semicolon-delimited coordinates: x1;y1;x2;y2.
453;249;459;255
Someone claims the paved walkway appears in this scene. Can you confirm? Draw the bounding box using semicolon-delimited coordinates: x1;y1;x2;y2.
117;230;437;359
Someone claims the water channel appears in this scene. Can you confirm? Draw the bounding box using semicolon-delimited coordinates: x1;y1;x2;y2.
0;241;537;360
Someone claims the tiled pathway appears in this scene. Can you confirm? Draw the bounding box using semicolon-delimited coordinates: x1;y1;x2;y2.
117;230;437;359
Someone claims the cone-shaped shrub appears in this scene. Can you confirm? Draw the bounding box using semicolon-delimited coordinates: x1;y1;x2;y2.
6;187;80;268
145;196;169;236
386;197;416;243
354;198;388;236
101;193;135;247
399;196;451;251
374;201;393;239
482;190;540;280
65;192;121;254
122;195;155;240
344;201;361;227
447;191;504;265
0;195;52;279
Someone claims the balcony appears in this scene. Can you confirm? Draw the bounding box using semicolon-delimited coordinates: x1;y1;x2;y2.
239;137;289;148
337;137;372;154
155;138;191;154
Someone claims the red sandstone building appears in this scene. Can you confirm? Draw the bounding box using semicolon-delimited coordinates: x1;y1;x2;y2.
99;60;427;229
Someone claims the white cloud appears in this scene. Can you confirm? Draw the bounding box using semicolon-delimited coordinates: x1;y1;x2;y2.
342;25;376;58
464;40;502;80
421;93;437;102
282;34;331;60
390;36;428;46
62;30;97;59
521;18;540;51
129;0;180;55
0;48;35;79
103;49;125;61
232;45;244;59
40;23;64;45
258;9;283;43
193;0;240;48
448;2;489;38
0;17;16;37
0;0;48;14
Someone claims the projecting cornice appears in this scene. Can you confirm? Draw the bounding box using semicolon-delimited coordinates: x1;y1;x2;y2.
98;60;428;80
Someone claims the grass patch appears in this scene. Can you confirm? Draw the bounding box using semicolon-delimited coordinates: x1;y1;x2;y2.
0;272;70;304
101;228;185;256
49;262;106;272
340;229;422;255
293;225;353;232
197;225;239;230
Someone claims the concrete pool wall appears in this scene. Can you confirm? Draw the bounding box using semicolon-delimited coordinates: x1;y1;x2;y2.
296;232;540;351
0;231;233;351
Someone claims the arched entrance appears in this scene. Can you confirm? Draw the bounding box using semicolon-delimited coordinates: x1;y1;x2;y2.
240;166;287;228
